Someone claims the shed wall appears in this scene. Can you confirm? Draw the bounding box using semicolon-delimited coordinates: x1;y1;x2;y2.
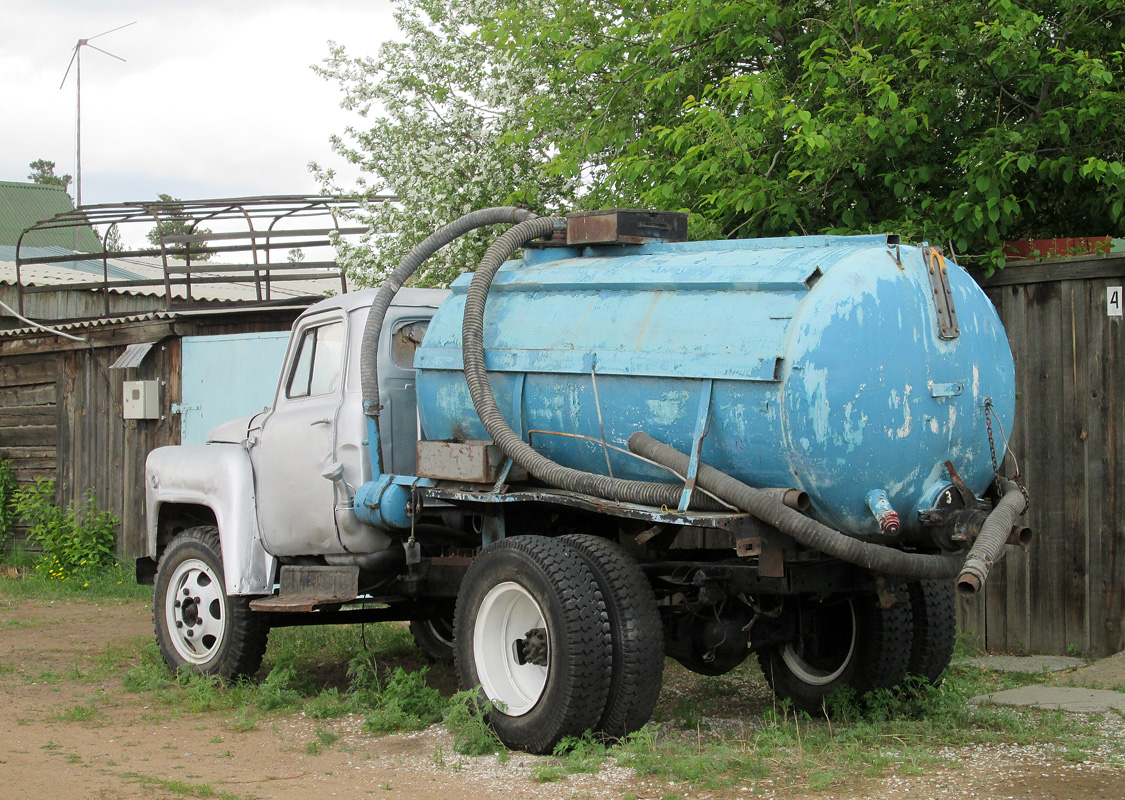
0;352;58;548
0;309;304;560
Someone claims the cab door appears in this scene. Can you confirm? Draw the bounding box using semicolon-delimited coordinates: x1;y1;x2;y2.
251;313;347;556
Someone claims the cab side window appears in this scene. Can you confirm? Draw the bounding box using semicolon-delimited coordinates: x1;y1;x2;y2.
286;321;345;399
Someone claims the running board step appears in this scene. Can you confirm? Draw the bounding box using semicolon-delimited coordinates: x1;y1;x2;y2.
249;565;359;613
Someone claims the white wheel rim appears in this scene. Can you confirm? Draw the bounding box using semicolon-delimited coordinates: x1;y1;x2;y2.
473;581;549;716
424;618;454;647
164;558;227;665
781;600;857;686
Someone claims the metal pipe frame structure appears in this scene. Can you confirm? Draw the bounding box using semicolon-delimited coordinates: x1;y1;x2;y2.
14;194;395;315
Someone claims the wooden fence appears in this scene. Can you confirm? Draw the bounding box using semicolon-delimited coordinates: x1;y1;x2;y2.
961;255;1124;658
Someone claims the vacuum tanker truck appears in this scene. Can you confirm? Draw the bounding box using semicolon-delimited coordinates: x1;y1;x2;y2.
140;208;1029;754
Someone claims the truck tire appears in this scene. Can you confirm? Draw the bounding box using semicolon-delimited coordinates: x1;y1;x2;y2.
761;593;913;714
906;579;957;685
153;527;269;680
560;534;663;739
410;615;456;664
454;535;611;754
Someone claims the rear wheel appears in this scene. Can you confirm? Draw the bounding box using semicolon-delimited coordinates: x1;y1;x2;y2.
762;593;913;714
410;614;455;664
153;527;269;679
454;536;611;754
560;534;664;738
905;579;957;685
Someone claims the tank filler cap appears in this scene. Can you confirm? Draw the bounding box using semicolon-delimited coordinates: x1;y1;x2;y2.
566;209;688;247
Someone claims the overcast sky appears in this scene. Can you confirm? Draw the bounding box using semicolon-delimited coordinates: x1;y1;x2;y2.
0;0;396;210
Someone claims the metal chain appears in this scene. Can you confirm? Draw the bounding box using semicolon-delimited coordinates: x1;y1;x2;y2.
984;399;1001;485
983;399;1030;513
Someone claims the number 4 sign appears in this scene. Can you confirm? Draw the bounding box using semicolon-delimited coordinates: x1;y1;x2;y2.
1110;286;1123;317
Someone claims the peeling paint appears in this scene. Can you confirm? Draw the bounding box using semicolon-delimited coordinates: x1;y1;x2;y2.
896;385;913;438
645;390;691;426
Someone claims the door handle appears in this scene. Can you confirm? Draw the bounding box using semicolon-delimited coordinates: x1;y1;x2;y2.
311;418;332;426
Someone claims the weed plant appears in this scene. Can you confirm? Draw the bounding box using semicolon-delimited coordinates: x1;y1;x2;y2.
605;666;1098;793
0;459;16;543
13;480;118;578
121;621;498;755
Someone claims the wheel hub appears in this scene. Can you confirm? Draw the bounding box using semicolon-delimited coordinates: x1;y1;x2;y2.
164;558;226;664
515;628;548;667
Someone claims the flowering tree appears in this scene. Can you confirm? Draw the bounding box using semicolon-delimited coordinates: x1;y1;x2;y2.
313;0;579;287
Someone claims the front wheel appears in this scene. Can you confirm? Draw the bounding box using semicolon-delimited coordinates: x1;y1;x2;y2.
761;593;913;714
153;526;269;679
454;536;611;754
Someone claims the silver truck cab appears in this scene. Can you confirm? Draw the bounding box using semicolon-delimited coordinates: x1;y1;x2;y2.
143;288;448;594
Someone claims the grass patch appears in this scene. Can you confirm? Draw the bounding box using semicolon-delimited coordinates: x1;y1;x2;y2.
120;772;245;799
120;620;466;743
49;702;102;723
0;557;150;601
606;665;1102;793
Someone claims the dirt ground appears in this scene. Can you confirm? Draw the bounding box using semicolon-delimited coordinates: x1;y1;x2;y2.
1;594;1123;800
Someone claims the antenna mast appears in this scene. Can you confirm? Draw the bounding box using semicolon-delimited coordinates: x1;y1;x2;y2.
60;21;135;209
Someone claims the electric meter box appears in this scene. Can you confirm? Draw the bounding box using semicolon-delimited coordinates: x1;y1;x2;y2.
123;380;161;420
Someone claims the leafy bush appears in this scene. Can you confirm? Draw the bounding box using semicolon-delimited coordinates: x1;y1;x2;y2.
12;479;118;579
0;459;16;545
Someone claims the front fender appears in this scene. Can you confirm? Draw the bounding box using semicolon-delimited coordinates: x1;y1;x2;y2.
145;444;275;595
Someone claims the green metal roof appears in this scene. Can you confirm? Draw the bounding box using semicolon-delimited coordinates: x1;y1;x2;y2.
0;181;101;251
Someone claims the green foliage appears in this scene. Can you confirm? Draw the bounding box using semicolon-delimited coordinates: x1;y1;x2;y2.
251;664;305;711
492;0;1125;272
0;558;147;600
28;159;72;191
532;732;609;780
12;479;118;580
0;460;16;545
363;666;447;732
330;1;1125;276
443;689;505;755
123;641;174;693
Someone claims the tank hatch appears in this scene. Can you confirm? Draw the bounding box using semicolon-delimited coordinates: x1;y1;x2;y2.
566;209;688;246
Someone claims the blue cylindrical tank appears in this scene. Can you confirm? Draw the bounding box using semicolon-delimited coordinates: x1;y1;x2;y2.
414;234;1015;537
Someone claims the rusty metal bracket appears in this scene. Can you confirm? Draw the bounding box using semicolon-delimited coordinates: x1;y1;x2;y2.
735;537;762;557
923;246;960;339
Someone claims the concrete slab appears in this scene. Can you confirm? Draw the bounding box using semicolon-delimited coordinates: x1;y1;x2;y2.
955;654;1086;674
1062;650;1125;690
971;686;1125;714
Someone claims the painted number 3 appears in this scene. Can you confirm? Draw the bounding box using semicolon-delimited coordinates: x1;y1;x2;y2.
1110;286;1123;318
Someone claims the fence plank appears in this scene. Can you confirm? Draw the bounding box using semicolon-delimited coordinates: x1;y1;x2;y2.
1025;280;1068;654
1060;280;1090;652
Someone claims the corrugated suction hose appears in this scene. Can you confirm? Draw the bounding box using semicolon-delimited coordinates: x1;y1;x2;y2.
360;206;537;472
956;479;1028;595
460;217;721;509
628;431;968;580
